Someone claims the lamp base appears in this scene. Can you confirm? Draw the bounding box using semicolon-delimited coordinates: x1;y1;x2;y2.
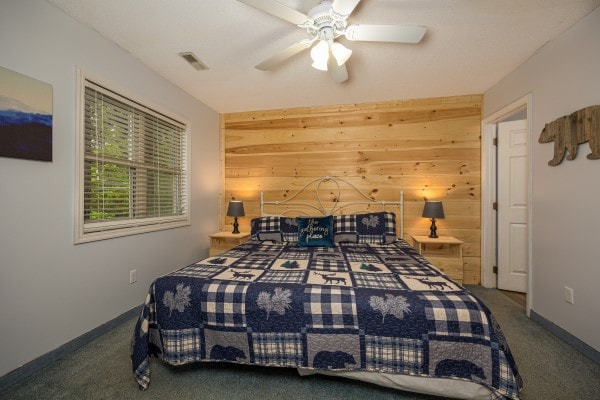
231;217;240;234
428;218;438;238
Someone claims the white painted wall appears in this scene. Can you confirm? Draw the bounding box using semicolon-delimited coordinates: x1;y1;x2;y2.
0;0;220;377
484;6;600;352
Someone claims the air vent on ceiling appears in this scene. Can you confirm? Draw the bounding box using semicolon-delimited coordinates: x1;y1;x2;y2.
178;52;209;71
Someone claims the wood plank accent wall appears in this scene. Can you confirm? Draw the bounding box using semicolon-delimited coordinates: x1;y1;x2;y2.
221;95;482;284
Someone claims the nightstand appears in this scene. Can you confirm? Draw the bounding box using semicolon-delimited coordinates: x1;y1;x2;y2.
209;231;251;256
411;235;464;284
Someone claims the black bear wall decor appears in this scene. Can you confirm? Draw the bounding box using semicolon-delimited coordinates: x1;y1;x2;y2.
538;105;600;166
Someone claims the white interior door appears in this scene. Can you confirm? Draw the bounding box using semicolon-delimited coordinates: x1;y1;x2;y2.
497;120;529;292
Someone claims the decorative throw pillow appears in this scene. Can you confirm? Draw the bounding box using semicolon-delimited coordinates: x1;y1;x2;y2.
250;216;298;242
296;216;334;247
279;216;299;242
333;212;397;244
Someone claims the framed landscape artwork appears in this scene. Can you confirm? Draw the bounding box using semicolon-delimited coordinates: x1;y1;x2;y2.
0;65;53;162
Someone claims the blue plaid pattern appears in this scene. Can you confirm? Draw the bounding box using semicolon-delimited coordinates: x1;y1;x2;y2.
387;264;435;276
202;282;248;327
310;246;337;252
133;359;150;389
259;270;306;284
352;273;404;290
282;232;298;242
252;332;303;367
422;293;490;339
380;212;396;236
161;328;201;364
358;234;385;244
220;250;249;258
497;351;521;399
255;244;285;252
232;258;273;269
333;215;357;233
345;253;381;262
304;286;358;329
279;251;310;260
365;336;423;374
309;259;349;272
171;265;224;279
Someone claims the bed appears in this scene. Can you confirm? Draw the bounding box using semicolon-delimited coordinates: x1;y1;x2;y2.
131;177;522;399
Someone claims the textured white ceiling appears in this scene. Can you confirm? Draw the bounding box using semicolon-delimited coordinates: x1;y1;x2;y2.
47;0;600;113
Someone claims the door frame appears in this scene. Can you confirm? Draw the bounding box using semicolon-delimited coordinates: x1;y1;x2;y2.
481;93;533;316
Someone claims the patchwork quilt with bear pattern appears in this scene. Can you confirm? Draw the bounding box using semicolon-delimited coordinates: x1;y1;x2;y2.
131;239;522;399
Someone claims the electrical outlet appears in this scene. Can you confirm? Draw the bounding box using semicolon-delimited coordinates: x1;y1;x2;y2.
129;269;137;284
564;286;574;304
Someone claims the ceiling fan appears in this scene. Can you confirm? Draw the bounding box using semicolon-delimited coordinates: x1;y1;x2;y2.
238;0;426;83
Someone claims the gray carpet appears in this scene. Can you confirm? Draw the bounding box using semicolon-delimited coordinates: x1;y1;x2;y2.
1;286;599;400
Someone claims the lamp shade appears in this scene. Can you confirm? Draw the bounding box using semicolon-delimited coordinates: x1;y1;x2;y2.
422;201;444;219
226;201;245;217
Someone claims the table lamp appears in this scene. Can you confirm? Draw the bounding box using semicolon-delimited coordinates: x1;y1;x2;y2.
422;201;444;238
227;200;245;234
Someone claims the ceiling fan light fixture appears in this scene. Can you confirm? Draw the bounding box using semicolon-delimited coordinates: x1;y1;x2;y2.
311;59;329;71
240;0;427;83
310;40;330;71
330;42;352;66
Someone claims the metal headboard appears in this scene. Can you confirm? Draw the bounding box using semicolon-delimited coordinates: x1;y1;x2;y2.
260;176;404;239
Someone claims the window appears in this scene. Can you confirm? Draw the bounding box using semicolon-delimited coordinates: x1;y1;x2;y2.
75;70;190;243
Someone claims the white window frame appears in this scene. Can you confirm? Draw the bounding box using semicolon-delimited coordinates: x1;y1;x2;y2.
74;68;191;244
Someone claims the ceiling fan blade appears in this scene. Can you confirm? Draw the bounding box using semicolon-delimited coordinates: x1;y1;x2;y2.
255;39;314;71
237;0;308;25
331;0;361;16
345;24;426;43
327;51;349;83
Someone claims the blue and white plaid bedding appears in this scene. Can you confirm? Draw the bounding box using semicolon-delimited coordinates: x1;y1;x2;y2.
131;240;522;399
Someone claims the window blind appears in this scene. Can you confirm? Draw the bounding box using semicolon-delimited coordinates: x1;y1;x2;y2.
81;80;188;236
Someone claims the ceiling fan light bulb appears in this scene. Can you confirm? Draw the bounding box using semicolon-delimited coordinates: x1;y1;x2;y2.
311;59;329;71
310;40;330;71
331;42;352;66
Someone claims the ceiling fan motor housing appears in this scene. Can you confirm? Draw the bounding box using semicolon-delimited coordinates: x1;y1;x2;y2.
304;1;347;41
